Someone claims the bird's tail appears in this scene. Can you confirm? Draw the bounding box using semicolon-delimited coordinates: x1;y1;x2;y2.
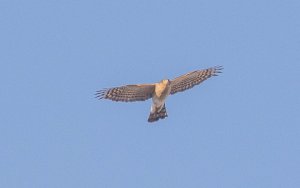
148;104;168;123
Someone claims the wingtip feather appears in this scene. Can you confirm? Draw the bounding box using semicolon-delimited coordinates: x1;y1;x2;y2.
212;65;223;75
95;89;108;99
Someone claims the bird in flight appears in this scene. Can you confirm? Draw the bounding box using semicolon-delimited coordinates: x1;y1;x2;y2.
96;66;223;122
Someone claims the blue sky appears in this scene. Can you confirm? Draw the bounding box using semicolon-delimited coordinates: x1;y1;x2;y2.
1;0;300;187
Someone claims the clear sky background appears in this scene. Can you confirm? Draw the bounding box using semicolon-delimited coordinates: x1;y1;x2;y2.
1;0;300;187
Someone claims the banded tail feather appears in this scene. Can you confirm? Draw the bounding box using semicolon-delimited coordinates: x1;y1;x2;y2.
148;104;168;123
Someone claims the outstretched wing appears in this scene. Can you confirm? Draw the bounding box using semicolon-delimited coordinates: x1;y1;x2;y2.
170;66;223;95
96;84;155;102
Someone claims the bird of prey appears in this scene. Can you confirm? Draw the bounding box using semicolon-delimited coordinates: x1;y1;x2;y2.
96;66;223;122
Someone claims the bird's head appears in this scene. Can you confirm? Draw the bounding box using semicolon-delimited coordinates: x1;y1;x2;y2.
161;79;171;85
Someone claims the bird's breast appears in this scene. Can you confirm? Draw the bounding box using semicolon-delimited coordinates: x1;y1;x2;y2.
154;83;171;101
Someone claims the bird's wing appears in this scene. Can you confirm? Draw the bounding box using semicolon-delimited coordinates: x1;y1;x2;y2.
96;84;155;102
170;66;223;95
